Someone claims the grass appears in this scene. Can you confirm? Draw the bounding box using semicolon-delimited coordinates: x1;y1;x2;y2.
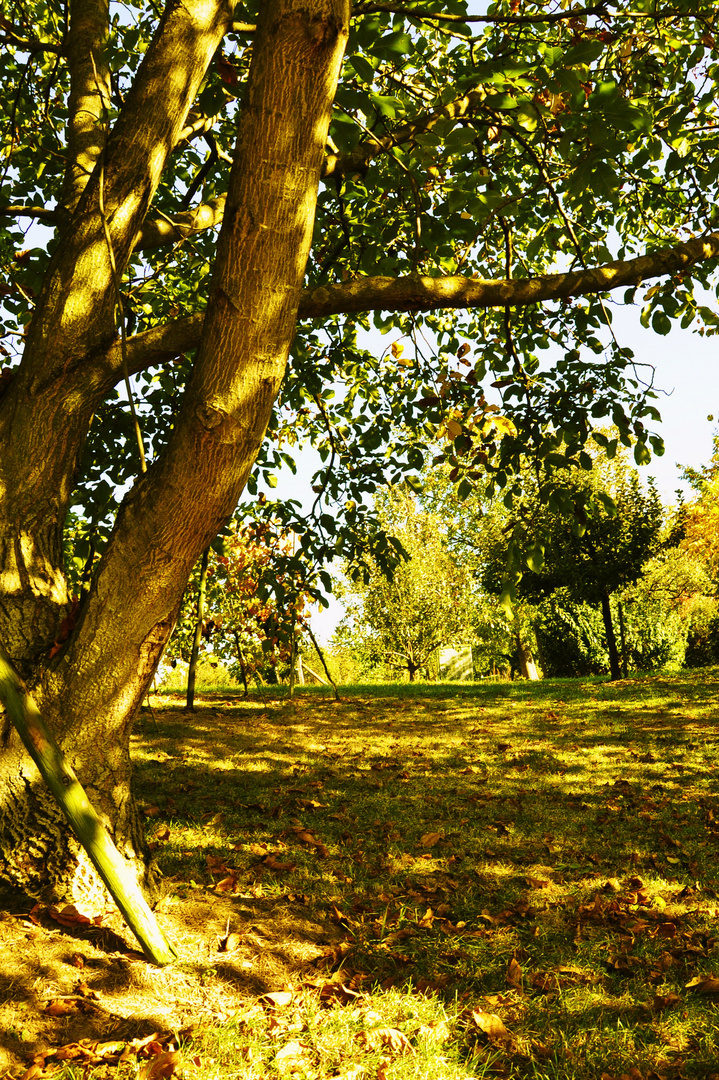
4;668;719;1079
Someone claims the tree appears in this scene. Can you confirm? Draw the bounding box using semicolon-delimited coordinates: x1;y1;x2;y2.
2;0;719;903
490;467;664;679
336;489;472;681
166;518;313;694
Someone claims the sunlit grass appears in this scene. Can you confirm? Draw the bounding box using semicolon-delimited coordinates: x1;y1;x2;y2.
22;666;719;1079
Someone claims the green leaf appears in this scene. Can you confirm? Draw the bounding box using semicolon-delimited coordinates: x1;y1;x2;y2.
651;311;672;336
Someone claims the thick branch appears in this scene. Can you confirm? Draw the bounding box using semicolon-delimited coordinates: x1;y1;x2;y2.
119;231;719;375
20;0;236;390
135;195;226;250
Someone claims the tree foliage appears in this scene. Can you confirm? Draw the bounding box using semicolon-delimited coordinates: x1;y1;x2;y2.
166;520;312;690
3;0;719;899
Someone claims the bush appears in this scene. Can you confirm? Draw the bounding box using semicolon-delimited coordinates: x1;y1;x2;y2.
533;594;609;677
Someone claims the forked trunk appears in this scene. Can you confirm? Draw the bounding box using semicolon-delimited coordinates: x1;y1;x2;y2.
0;0;349;907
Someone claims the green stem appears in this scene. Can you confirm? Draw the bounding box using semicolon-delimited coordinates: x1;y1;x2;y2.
0;647;177;966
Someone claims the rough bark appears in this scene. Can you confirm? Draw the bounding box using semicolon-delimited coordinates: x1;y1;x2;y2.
0;0;349;903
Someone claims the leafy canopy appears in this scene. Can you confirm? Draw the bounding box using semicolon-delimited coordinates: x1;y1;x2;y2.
2;0;719;586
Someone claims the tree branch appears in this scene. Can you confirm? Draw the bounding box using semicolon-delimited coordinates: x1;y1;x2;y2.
21;0;235;388
135;82;489;250
135;195;226;250
118;231;719;377
61;0;112;211
353;2;716;25
0;204;60;224
0;30;63;53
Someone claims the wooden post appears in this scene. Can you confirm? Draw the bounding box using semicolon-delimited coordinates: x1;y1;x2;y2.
187;546;210;710
0;648;177;966
304;622;340;700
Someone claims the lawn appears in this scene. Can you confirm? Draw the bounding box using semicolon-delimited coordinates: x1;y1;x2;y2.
2;669;719;1079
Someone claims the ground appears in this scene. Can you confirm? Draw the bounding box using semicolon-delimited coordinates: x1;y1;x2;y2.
2;670;719;1079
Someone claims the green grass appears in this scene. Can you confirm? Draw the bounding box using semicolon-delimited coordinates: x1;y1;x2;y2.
15;668;719;1078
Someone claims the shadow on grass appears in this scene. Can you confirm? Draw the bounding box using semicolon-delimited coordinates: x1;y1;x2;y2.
3;667;719;1077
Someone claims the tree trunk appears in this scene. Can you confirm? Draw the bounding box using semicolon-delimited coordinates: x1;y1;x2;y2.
187;547;210;710
600;593;622;681
617;601;629;678
0;0;349;904
517;637;540;680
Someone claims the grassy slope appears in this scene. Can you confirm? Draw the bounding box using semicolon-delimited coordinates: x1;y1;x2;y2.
5;669;719;1079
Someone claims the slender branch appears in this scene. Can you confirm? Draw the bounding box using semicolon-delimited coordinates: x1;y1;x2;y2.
97;125;147;474
353;2;716;24
0;29;63;53
134;196;227;250
0;646;177;966
117;230;719;378
0;204;59;223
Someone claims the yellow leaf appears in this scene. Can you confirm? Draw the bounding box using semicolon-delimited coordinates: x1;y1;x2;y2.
359;1027;413;1054
390;341;404;358
492;414;517;437
471;1010;513;1043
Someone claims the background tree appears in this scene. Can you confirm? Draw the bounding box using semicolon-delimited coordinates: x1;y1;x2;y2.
2;0;719;904
166;518;313;693
488;466;664;679
336;489;473;681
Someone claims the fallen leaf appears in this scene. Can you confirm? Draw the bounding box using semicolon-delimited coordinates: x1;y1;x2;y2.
263;991;295;1007
328;1066;365;1080
143;805;161;817
139;1049;182;1080
219;931;243;952
214;875;239;893
44;999;78;1016
205;854;228;874
418;907;434;928
359;1027;413;1054
417;1021;451;1043
274;1040;309;1073
471;1010;513;1044
686;975;719;994
419;832;442;848
652;991;681;1011
49;904;93;927
263;856;297;872
507;957;523;990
